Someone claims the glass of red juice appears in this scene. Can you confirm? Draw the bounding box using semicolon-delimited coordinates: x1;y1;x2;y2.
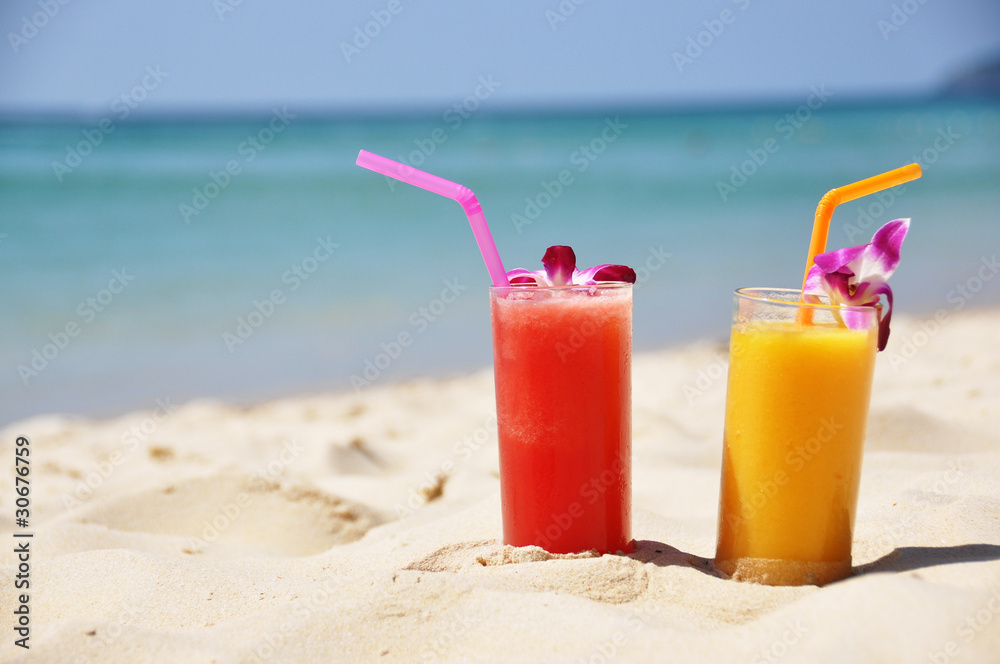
490;283;633;554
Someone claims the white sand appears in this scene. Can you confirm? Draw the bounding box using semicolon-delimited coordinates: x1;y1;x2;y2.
1;308;999;663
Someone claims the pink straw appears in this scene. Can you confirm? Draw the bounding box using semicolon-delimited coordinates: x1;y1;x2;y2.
356;150;510;287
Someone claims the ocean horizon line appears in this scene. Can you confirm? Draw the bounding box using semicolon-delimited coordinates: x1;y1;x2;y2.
1;90;994;128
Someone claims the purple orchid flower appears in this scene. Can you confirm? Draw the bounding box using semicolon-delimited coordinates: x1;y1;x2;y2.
803;218;910;351
506;246;637;287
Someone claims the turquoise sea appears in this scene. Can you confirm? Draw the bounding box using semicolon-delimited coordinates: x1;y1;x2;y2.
2;99;999;424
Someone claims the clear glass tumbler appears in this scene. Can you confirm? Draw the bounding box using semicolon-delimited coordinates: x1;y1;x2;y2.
715;287;880;585
490;283;632;554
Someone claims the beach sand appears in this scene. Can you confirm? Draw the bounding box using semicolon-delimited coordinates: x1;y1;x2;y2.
1;307;999;663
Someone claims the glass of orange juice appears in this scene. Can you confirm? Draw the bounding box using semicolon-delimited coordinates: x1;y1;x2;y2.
714;287;880;585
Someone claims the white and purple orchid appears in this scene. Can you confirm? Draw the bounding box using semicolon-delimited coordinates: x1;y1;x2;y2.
506;246;637;287
803;218;910;352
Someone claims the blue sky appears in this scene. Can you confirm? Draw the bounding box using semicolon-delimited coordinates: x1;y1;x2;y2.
1;0;998;114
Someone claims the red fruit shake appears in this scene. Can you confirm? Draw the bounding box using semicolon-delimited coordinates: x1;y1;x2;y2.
491;282;632;554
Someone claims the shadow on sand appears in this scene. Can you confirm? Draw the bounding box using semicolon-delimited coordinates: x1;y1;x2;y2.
853;543;1000;576
625;539;727;579
623;541;1000;584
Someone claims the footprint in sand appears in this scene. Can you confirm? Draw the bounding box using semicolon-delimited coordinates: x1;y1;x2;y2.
67;473;384;558
404;540;649;605
328;436;386;475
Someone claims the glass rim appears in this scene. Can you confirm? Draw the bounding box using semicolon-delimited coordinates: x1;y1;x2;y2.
734;287;883;314
489;282;634;292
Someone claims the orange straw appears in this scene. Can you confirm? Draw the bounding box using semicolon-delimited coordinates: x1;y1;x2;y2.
800;163;923;293
797;163;922;326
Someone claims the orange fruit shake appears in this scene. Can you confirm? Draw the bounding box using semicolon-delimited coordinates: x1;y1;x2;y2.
715;290;879;585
